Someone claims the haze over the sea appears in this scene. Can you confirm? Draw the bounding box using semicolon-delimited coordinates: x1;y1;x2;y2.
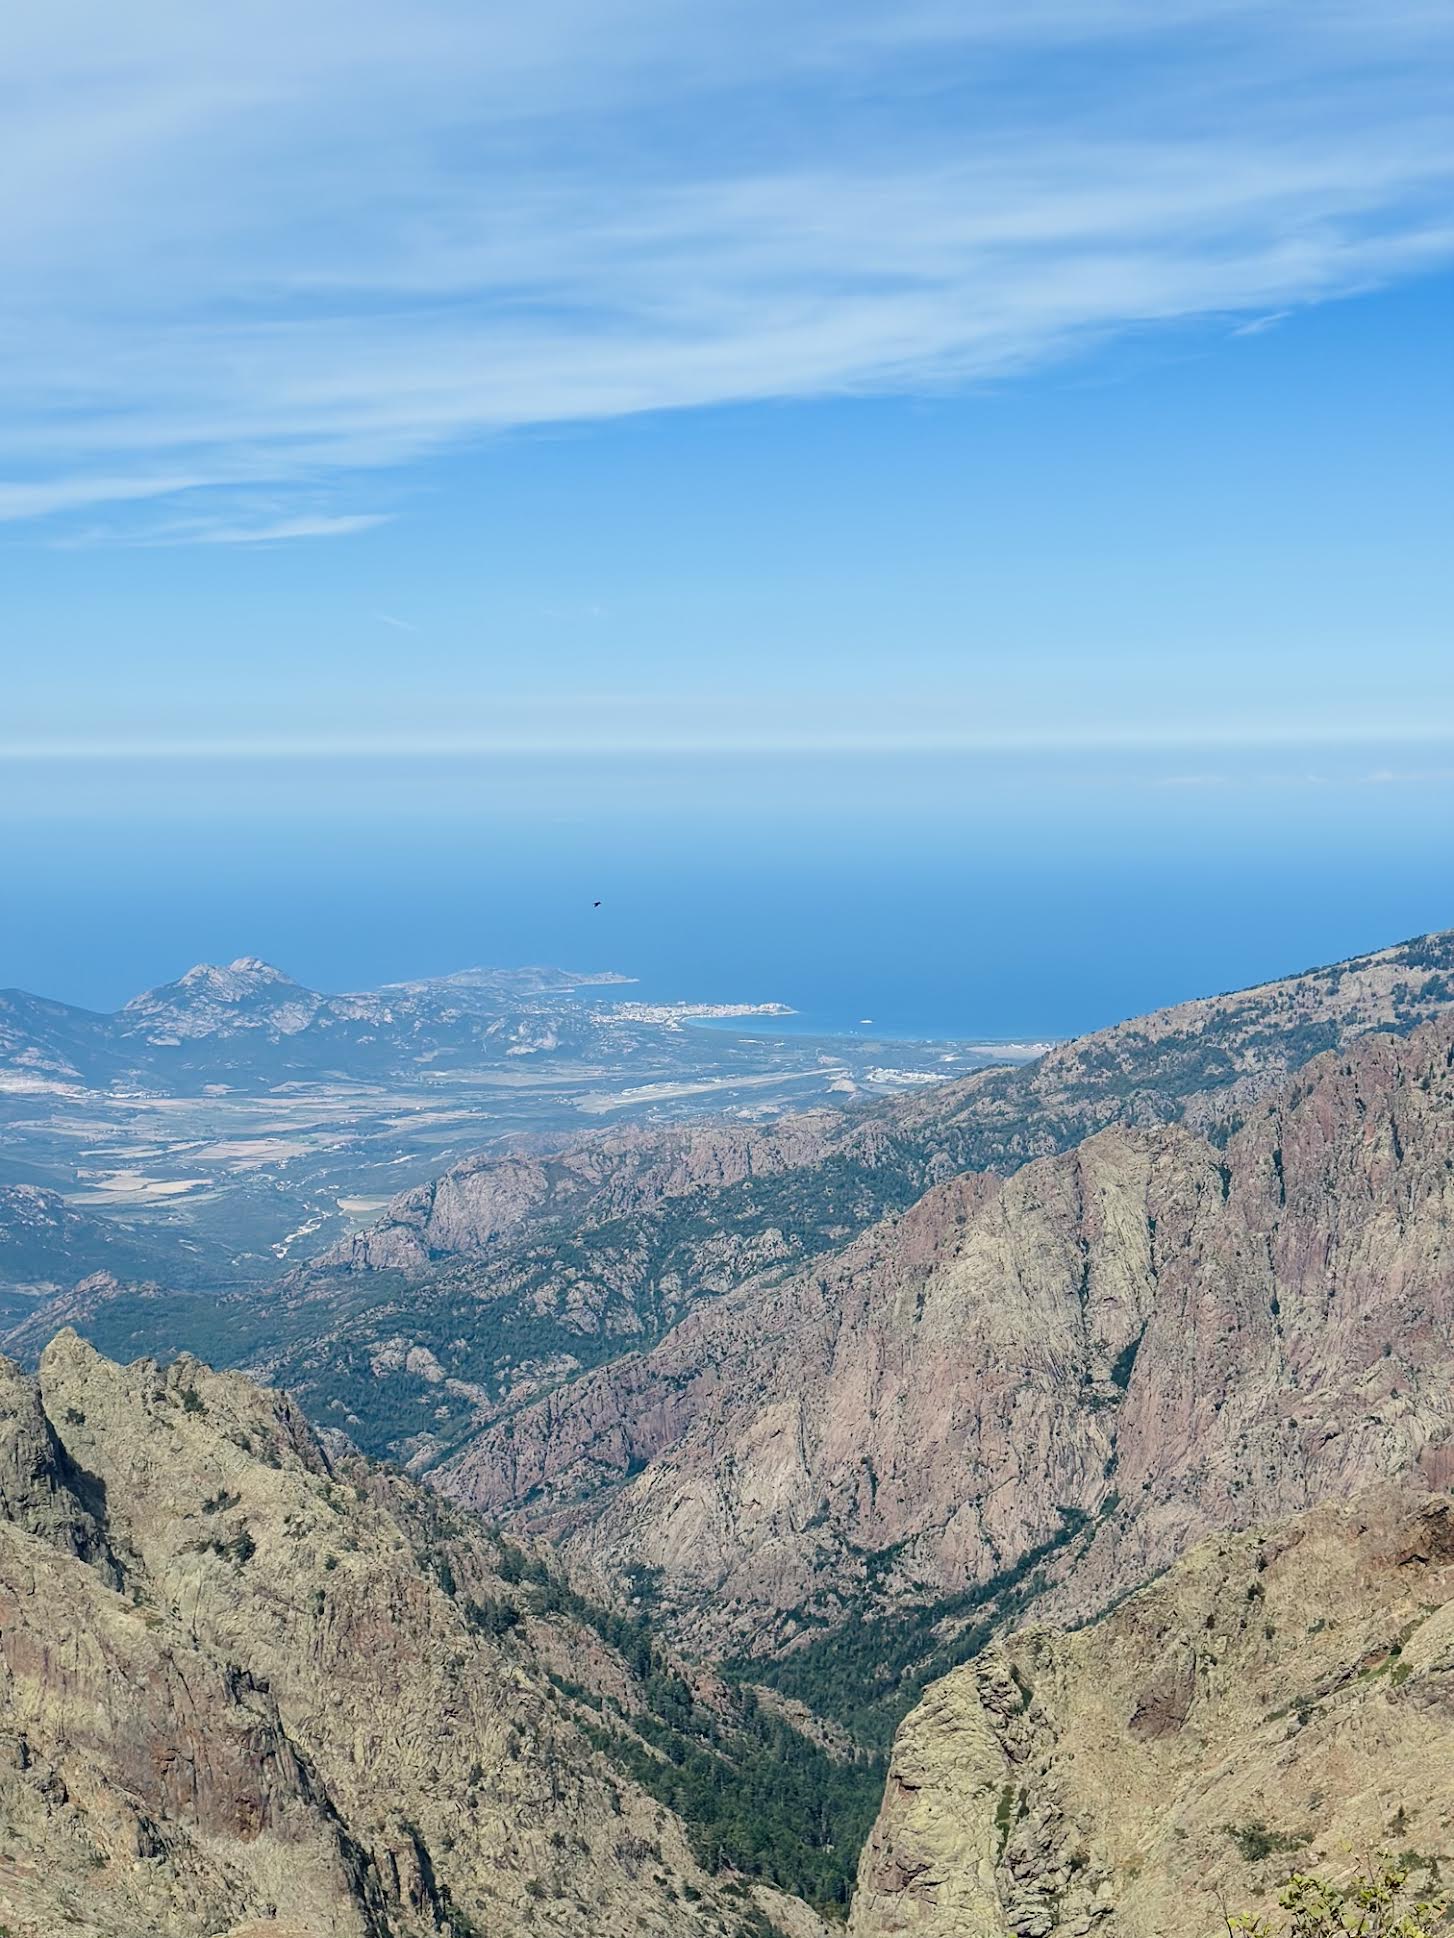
8;740;1451;1039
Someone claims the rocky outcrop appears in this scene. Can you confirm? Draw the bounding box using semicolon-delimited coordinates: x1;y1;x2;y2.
310;1113;847;1277
439;1010;1454;1671
849;1487;1454;1936
0;1332;803;1938
0;1353;109;1564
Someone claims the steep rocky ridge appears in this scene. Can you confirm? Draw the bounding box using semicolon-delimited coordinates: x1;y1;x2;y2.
14;931;1452;1471
899;922;1454;1151
310;1113;850;1278
437;1007;1454;1736
849;1487;1454;1937
0;1332;851;1937
243;928;1454;1466
321;925;1454;1278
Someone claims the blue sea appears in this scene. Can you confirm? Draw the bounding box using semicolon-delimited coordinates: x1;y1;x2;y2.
4;746;1451;1039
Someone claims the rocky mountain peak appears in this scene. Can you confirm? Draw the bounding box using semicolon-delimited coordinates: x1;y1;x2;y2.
113;955;325;1044
171;955;299;997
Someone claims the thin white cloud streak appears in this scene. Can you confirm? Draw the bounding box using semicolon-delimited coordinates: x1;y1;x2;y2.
1230;310;1291;337
3;1;1453;534
155;513;392;545
38;505;392;550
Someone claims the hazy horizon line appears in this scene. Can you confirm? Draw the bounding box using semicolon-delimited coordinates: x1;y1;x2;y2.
5;726;1454;761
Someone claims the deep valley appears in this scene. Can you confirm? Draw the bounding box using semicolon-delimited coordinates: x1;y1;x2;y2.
2;927;1452;1936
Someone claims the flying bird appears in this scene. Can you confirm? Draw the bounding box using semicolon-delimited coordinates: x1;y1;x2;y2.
593;900;602;907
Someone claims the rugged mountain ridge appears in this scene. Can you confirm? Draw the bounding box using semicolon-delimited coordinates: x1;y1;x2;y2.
0;1332;854;1938
312;927;1454;1279
849;1486;1454;1937
5;1353;1447;1937
436;1005;1454;1734
310;1113;852;1279
228;928;1454;1468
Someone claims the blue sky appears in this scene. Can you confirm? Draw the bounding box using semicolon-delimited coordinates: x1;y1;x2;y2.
4;0;1452;759
2;3;1452;1017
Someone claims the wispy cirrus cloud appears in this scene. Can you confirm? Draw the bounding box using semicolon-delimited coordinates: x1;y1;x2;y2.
147;512;392;547
3;1;1453;540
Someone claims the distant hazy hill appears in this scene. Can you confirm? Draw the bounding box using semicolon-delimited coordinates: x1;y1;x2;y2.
0;1184;184;1295
0;955;636;1090
9;953;987;1297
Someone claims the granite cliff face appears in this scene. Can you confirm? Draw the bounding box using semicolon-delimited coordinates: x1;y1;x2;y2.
0;1332;832;1938
849;1487;1454;1937
439;1009;1454;1709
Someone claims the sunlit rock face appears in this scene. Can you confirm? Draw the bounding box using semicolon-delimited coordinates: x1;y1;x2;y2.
0;1331;769;1938
442;1006;1454;1670
849;1487;1454;1938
